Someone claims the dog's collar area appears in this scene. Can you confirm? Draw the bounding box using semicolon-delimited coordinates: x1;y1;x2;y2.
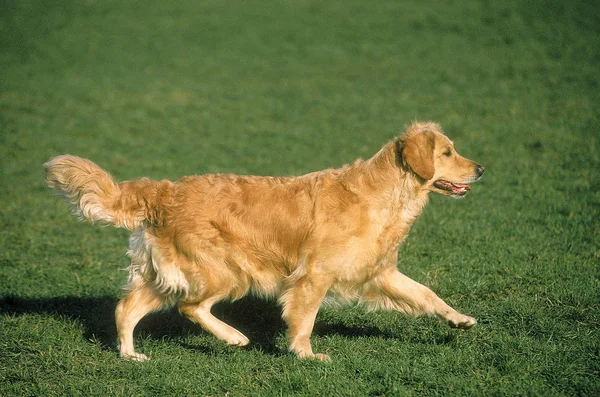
433;179;471;196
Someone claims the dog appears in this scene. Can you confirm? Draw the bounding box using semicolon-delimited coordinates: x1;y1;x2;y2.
44;121;484;362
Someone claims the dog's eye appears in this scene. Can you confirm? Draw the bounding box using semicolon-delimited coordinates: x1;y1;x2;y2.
443;149;452;157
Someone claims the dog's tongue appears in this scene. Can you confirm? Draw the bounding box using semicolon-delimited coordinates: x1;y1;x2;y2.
454;183;471;191
434;180;472;195
452;183;471;195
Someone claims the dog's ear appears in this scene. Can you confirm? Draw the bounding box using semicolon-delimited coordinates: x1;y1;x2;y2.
400;130;435;180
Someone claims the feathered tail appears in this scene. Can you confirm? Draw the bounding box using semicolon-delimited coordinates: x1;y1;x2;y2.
44;155;170;230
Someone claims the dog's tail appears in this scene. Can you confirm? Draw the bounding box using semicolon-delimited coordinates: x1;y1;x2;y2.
44;155;171;230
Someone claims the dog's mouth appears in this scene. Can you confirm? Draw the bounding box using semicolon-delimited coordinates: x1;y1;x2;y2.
433;179;471;197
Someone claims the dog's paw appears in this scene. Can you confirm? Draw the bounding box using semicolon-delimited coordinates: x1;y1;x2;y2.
313;353;332;363
448;315;477;330
226;335;250;347
297;351;332;362
224;330;250;347
120;352;150;362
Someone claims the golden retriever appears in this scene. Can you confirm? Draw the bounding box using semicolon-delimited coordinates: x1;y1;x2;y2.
44;121;484;362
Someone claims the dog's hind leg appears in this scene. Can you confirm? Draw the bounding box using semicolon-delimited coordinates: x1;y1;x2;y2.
178;297;250;346
115;283;168;361
366;266;477;330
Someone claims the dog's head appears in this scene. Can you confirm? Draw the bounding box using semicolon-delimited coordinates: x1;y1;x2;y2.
398;122;484;198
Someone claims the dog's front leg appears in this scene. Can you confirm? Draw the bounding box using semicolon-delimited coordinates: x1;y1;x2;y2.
369;267;477;329
279;273;333;362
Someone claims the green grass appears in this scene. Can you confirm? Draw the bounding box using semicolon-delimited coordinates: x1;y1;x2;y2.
1;0;599;395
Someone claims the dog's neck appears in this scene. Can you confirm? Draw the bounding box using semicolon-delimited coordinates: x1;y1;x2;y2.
339;140;429;203
334;140;431;252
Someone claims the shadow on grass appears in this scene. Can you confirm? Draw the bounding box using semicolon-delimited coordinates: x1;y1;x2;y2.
0;295;283;356
0;295;120;348
313;318;460;346
0;295;457;357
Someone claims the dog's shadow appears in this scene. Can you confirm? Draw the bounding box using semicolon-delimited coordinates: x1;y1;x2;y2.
0;295;454;357
0;295;287;354
1;295;121;349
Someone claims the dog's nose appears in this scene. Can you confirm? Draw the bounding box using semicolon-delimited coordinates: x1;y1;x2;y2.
476;165;485;177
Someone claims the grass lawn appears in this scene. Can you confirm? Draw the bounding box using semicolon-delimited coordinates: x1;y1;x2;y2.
1;0;599;395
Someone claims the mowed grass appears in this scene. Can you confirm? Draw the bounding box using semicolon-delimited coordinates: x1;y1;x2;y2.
1;0;599;395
